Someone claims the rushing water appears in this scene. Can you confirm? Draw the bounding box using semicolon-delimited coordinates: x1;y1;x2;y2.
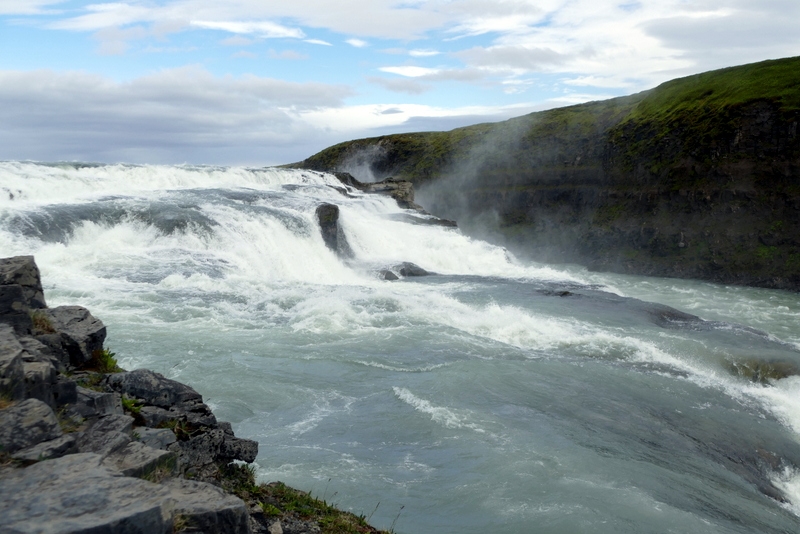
3;162;800;533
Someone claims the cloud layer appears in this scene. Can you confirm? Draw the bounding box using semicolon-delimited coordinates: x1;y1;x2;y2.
0;1;798;164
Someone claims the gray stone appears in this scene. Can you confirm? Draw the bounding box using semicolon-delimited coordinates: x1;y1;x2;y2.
0;255;47;309
107;368;203;409
12;434;77;462
140;405;178;428
23;360;57;407
221;435;259;463
0;324;25;400
34;332;70;368
137;427;178;450
42;306;106;367
394;262;432;277
0;453;174;534
379;269;399;281
0;284;34;334
18;335;66;372
164;478;252;534
76;386;122;417
75;413;134;457
269;521;284;534
102;441;177;478
0;398;62;454
169;428;226;469
53;376;78;406
107;369;217;427
315;203;354;258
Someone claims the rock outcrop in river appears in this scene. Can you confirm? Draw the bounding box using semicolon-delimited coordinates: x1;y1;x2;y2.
0;256;386;534
294;56;800;291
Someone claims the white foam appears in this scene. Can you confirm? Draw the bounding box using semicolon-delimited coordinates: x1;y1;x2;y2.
393;387;485;433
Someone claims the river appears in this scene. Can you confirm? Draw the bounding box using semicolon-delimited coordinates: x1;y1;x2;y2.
2;161;800;533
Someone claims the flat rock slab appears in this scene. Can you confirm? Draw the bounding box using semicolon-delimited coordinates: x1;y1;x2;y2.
75;414;134;457
164;478;252;534
107;368;204;409
76;386;122;417
0;398;62;454
137;427;178;450
102;441;176;478
12;434;77;462
0;453;174;534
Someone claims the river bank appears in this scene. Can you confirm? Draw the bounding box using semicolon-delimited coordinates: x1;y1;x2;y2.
0;255;387;534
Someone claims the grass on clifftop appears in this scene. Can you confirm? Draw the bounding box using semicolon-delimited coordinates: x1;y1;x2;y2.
295;56;800;185
219;463;392;534
625;56;800;124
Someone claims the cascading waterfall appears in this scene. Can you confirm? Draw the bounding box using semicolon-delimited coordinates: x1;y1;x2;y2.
3;161;800;533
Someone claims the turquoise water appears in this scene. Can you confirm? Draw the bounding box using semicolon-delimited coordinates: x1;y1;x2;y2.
2;162;800;533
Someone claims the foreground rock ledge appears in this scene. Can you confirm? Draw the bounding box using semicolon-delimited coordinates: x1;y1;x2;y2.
0;255;388;534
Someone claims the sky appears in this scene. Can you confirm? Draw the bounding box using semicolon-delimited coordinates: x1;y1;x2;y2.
0;1;798;166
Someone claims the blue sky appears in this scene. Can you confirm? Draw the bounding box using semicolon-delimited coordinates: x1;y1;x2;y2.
1;0;798;165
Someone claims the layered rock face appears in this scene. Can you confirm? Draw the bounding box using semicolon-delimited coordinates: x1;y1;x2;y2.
0;256;255;534
296;57;800;290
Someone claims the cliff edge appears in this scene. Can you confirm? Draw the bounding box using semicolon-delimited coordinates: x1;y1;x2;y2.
293;56;800;290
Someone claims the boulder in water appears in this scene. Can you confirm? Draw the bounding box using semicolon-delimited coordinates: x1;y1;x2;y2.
315;203;354;258
394;262;432;277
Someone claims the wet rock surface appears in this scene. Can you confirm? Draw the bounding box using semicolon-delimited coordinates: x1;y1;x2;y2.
315;202;354;258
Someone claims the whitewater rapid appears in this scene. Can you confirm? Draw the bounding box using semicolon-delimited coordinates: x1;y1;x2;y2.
3;161;800;533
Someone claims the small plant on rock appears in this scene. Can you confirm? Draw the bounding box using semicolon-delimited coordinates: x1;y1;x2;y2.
86;348;123;374
76;373;105;392
29;310;56;334
158;419;194;441
56;407;83;433
172;514;190;533
121;395;143;414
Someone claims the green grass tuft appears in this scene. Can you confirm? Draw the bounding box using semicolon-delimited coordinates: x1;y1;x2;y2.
86;348;124;373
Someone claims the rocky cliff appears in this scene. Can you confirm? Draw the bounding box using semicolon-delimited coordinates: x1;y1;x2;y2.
293;56;800;290
0;256;387;534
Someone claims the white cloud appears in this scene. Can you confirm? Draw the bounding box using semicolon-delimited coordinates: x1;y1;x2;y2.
191;20;304;39
409;49;440;57
0;0;63;15
346;38;368;48
305;39;332;46
379;66;441;78
0;68;355;165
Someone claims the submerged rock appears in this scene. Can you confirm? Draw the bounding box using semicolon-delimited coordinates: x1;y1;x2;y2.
394;262;432;277
728;359;800;384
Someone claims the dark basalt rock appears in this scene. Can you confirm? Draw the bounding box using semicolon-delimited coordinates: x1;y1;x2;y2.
42;306;106;367
379;269;399;281
315;203;354;258
394;262;432;277
0;255;47;310
0;398;63;454
334;172;425;211
107;369;205;410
